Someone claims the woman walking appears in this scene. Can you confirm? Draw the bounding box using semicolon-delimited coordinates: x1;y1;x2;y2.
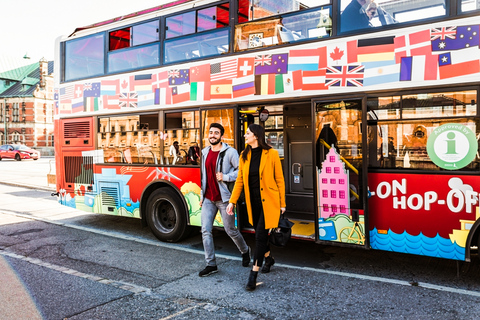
227;124;286;291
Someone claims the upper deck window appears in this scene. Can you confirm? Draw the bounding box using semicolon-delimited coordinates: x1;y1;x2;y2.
65;33;105;82
108;20;160;73
238;0;329;22
164;3;230;64
235;0;332;51
340;0;446;33
109;21;159;51
165;3;230;39
460;0;480;13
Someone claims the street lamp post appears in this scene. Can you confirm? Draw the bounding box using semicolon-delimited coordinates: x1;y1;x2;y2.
3;98;7;145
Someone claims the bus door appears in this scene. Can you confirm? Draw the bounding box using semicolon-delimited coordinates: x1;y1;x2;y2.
283;103;315;227
314;99;367;247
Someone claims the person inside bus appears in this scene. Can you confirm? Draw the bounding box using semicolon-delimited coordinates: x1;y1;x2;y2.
188;142;200;165
227;124;286;291
169;141;180;164
199;123;250;277
341;0;372;32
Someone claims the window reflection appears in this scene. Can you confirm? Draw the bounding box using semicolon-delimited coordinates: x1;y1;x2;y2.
235;7;331;51
367;90;479;171
164;111;200;165
65;34;105;81
98;113;161;165
461;0;480;12
202;109;235;148
340;0;446;33
164;29;229;63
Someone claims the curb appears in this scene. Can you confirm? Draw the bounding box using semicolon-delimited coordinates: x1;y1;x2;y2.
0;181;55;192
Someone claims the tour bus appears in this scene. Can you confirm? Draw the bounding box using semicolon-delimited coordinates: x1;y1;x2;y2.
54;0;480;263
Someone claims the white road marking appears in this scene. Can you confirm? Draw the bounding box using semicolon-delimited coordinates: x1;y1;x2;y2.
2;210;480;299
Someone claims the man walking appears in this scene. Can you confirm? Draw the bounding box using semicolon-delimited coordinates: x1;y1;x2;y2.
199;123;250;277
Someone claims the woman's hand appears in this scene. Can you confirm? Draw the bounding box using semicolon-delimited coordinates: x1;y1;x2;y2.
226;203;235;215
280;207;286;214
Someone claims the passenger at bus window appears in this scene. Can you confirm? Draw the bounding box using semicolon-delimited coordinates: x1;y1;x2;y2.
169;141;180;164
198;123;250;278
387;137;396;168
188;142;200;165
341;0;372;32
227;124;286;291
366;1;377;21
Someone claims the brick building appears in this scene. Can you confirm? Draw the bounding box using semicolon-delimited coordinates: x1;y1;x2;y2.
0;56;55;155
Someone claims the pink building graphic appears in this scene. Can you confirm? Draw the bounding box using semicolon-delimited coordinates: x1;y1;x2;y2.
318;146;350;219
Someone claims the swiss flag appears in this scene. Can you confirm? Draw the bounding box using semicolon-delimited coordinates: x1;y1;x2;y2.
237;57;255;77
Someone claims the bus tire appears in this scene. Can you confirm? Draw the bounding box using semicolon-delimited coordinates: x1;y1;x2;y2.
145;187;189;242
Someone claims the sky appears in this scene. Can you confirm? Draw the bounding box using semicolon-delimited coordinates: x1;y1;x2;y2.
0;0;324;63
0;0;172;62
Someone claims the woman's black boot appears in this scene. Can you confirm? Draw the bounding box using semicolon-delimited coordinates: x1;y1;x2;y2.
261;256;275;273
246;270;258;291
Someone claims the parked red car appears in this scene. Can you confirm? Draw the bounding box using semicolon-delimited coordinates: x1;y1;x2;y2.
0;144;41;161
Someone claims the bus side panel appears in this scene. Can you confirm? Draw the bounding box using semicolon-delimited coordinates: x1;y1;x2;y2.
58;156;202;224
368;172;480;261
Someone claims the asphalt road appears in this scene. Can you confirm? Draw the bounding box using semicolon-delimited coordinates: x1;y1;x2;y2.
2;159;480;319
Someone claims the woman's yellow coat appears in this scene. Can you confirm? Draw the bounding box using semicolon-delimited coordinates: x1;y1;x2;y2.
230;148;286;229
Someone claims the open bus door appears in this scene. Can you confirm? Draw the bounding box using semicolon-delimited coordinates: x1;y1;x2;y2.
314;99;368;247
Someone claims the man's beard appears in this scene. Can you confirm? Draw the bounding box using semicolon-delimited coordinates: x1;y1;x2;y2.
210;137;221;145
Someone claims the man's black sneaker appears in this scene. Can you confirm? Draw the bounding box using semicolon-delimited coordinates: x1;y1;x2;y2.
199;265;218;277
242;247;251;267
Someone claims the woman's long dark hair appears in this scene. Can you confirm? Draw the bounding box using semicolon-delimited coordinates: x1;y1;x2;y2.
241;124;271;161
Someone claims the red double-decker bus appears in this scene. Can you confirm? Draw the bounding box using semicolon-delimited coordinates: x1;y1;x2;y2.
54;0;480;262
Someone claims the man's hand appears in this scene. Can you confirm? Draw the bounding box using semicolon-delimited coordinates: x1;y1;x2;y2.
226;203;234;215
216;172;223;181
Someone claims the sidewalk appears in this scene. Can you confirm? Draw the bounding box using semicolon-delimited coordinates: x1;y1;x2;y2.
0;157;56;192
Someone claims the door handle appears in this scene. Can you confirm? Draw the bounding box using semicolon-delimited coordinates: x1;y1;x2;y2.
292;163;302;176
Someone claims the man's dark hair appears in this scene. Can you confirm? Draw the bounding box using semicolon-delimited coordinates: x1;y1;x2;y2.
209;123;225;136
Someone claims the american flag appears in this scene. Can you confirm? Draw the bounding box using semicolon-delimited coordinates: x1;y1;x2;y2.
59;85;74;101
119;92;138;108
430;26;457;41
325;65;364;87
254;55;272;66
210;59;238;81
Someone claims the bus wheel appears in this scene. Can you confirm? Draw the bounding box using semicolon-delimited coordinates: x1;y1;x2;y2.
146;188;189;242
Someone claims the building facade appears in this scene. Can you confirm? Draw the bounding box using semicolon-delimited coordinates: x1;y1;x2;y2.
0;57;55;155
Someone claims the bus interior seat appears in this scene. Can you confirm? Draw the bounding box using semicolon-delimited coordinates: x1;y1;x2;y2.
277;25;305;43
200;42;219;57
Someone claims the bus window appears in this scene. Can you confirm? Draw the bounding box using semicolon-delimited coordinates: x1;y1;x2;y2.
164;111;200;165
164;3;230;64
65;33;104;81
108;20;160;73
235;5;332;51
164;29;229;63
166;11;196;39
238;0;330;20
367;90;479;171
108;44;159;73
201;109;235;149
340;0;446;33
461;0;480;13
98;113;161;164
197;4;230;32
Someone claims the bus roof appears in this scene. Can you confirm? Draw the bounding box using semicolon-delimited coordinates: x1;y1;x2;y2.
71;0;193;36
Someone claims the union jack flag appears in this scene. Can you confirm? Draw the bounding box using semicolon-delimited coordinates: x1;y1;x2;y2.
430;26;457;41
325;65;364;87
254;55;272;67
119;92;138;108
